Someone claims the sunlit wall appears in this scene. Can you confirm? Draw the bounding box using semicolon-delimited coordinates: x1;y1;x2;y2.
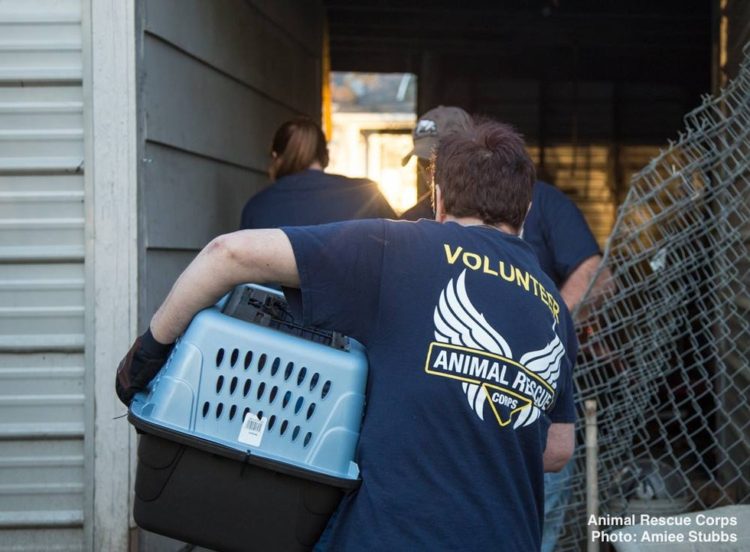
327;72;417;215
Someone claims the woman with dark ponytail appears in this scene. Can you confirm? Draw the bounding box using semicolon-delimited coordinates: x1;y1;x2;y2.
240;117;395;229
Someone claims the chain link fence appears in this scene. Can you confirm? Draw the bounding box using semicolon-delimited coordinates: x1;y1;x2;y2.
553;43;750;550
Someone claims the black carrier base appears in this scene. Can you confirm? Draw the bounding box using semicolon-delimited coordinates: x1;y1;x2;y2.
134;432;345;552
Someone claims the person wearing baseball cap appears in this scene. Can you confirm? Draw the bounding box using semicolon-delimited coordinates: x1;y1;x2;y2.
401;105;473;166
401;106;604;313
399;106;473;221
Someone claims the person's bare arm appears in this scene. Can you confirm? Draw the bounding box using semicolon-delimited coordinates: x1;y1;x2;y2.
560;254;613;315
544;422;575;472
150;229;299;344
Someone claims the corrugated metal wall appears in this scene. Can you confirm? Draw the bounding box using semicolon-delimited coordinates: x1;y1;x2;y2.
0;0;86;550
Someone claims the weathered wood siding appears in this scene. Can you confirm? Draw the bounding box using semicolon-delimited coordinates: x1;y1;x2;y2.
138;0;324;324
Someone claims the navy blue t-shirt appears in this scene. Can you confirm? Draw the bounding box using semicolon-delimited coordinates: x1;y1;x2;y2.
282;219;577;551
522;182;601;287
240;169;395;229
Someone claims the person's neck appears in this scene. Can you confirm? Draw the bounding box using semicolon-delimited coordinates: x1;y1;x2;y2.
308;161;323;171
442;215;518;236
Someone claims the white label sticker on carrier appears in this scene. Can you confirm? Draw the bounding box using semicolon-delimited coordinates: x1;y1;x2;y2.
237;412;267;447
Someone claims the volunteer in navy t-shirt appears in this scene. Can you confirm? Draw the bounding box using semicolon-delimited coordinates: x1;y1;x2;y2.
241;169;395;229
282;218;577;551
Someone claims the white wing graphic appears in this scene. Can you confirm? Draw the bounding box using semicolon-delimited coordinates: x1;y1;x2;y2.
433;270;512;420
519;323;564;388
513;323;566;429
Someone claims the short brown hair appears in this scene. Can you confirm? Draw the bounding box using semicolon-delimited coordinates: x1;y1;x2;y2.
270;118;329;180
433;120;535;230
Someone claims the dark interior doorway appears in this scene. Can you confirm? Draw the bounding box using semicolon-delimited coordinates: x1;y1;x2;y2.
324;0;713;243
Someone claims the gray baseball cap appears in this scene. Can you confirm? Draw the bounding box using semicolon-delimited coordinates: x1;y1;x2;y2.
402;105;472;166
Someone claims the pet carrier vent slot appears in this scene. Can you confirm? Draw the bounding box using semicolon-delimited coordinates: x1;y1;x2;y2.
304;432;312;447
309;373;319;391
257;410;263;420
306;403;316;420
280;420;288;435
243;379;252;397
216;376;224;394
268;415;276;430
269;386;278;404
257;354;267;373
294;397;304;415
202;401;210;417
242;407;251;420
230;348;239;367
229;377;238;395
215;348;225;367
321;381;332;399
292;426;300;441
271;357;280;376
297;367;307;386
229;404;237;420
257;382;266;400
284;362;294;381
215;403;224;418
282;391;292;408
243;351;253;370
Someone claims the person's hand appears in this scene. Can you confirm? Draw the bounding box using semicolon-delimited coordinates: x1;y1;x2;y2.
115;328;174;406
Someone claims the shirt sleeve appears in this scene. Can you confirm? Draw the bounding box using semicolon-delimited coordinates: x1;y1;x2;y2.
542;188;601;282
548;314;578;423
281;219;387;344
548;367;575;423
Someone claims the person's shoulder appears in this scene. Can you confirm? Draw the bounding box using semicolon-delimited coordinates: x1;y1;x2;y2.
360;218;433;241
400;197;433;221
316;172;363;185
328;173;382;192
534;180;573;204
285;217;389;234
329;174;396;217
383;217;441;231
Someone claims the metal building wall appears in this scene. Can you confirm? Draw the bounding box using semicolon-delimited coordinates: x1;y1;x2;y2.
0;0;87;550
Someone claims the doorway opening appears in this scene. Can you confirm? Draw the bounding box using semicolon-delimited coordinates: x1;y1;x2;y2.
327;72;418;215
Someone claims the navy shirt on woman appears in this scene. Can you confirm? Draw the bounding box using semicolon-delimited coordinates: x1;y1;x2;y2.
282;218;577;551
240;169;395;229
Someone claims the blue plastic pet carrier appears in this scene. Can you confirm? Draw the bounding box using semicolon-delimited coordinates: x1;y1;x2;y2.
128;284;368;552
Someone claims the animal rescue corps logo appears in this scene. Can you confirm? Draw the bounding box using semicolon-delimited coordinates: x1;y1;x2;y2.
424;270;566;430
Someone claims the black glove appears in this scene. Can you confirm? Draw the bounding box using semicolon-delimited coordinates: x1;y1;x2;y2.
115;328;174;406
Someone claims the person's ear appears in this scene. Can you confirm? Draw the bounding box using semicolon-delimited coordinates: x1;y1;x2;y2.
434;184;446;222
